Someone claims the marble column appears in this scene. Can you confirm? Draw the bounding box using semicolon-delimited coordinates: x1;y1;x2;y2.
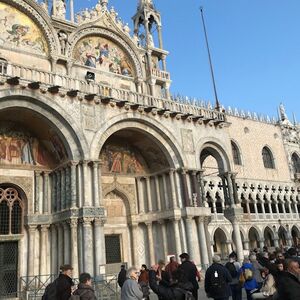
57;225;64;267
185;217;196;260
162;174;169;209
83;217;94;274
191;170;200;207
146;177;152;212
169;169;178;209
268;202;273;219
51;172;57;212
94;218;105;276
175;171;183;208
229;216;244;263
130;224;139;266
92;161;100;207
70;161;78;208
69;219;79;278
40;225;49;275
63;222;71;264
197;217;209;267
56;171;61;211
146;222;155;265
243;240;250;251
51;225;58;274
137;177;145;213
226;241;233;255
82;161;91;206
258;239;265;251
158;219;168;259
181;169;190;207
43;172;50;213
172;218;181;256
155;176;162;211
27;226;36;276
34;171;40;213
61;168;66;210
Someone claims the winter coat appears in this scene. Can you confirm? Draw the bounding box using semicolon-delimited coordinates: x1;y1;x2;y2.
260;274;276;296
178;260;199;293
277;271;300;300
138;270;149;284
73;283;97;300
240;263;259;291
56;274;74;300
121;278;144;300
148;270;194;300
118;269;127;288
204;263;232;299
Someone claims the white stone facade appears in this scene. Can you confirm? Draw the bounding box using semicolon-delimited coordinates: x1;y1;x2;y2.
0;0;299;291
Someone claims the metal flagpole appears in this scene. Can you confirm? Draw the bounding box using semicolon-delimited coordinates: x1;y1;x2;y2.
199;7;221;111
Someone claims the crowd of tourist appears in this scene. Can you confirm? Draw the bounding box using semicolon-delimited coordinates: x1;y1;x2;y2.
41;245;300;300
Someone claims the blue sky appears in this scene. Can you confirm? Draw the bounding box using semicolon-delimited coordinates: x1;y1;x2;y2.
73;0;300;120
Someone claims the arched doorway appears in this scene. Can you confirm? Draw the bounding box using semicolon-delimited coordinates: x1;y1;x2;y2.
213;228;228;259
103;190;130;266
264;227;275;248
291;226;300;246
99;128;176;265
0;186;25;298
248;227;260;250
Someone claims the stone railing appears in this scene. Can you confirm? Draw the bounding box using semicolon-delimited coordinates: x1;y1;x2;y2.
151;68;170;80
1;62;226;123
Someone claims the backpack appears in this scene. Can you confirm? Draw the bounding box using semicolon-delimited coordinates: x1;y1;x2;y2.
225;262;238;278
42;279;58;300
244;268;253;281
69;289;89;300
174;288;195;300
209;270;227;296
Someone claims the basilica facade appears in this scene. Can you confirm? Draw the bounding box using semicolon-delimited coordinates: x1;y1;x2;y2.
0;0;299;297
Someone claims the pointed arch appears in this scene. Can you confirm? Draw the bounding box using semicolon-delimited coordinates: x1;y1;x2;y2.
262;146;275;169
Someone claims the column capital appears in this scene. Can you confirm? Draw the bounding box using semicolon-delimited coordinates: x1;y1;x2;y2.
157;219;166;225
41;225;50;232
92;160;102;168
81;217;94;226
145;221;152;227
185;216;194;222
27;225;37;232
169;217;180;223
69;160;79;167
81;160;91;166
68;218;78;228
169;168;176;174
94;218;106;226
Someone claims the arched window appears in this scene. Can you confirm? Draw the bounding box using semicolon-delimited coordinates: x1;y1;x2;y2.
292;153;300;173
0;58;8;75
231;141;242;165
0;188;23;235
262;147;275;169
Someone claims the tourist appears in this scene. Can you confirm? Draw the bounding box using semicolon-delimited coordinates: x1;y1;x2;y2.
251;267;276;299
118;265;127;288
148;266;194;300
56;264;75;300
121;267;143;300
138;264;150;300
178;253;199;299
73;273;96;300
165;256;179;280
240;259;259;300
276;259;300;300
249;254;264;289
205;255;232;300
225;252;242;300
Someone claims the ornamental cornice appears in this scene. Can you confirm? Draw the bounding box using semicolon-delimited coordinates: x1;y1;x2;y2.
66;27;143;79
3;0;60;57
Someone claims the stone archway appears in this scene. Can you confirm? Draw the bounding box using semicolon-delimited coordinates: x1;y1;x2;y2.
291;226;300;246
264;226;275;248
213;228;228;259
249;227;261;250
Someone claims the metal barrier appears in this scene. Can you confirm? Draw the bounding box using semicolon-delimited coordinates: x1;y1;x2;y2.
18;274;120;300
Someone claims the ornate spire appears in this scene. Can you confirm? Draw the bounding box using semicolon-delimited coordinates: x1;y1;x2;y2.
101;0;108;9
138;0;154;10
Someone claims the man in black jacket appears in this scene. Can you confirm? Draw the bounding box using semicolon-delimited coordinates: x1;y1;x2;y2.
73;273;96;300
205;255;232;300
178;253;199;299
56;264;74;300
277;259;300;300
118;265;127;288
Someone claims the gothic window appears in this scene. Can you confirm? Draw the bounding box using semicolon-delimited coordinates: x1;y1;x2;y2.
291;153;300;173
262;147;275;169
0;188;23;235
231;141;242;165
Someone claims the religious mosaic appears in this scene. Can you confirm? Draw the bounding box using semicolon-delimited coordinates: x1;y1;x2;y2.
74;36;134;76
0;122;67;168
100;143;147;175
0;2;48;55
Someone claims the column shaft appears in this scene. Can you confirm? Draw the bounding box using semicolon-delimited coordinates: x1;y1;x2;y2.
172;219;181;257
155;176;162;211
146;222;155;265
63;222;70;264
146;177;152;212
169;170;178;209
137;178;145;213
40;226;49;275
83;218;94;274
82;161;91;206
28;226;36;276
232;221;244;263
94;219;105;276
70;162;77;208
162;174;169;209
185;218;196;261
43;172;50;213
70;219;79;278
51;225;58;274
198;219;209;267
93;162;100;207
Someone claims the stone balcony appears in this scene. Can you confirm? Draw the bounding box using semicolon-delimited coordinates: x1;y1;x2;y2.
150;68;171;81
0;61;227;124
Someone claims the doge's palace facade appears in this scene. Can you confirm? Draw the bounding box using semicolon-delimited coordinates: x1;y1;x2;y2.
0;0;299;297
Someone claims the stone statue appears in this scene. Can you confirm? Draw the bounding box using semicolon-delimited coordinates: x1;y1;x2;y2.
55;0;66;19
279;103;288;121
58;31;68;55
